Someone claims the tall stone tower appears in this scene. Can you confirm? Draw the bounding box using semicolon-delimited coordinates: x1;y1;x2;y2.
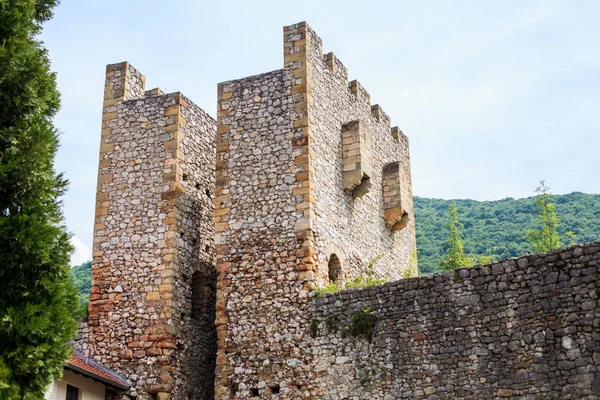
214;22;416;398
89;62;217;400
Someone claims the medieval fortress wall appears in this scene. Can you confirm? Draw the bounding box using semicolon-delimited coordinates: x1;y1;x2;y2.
87;22;599;400
214;66;315;398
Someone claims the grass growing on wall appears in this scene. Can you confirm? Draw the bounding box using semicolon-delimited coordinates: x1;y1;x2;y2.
315;254;388;296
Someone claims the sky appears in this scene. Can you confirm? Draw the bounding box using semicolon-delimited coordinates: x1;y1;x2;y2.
40;0;600;264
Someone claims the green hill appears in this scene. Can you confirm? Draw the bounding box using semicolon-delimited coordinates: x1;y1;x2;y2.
70;261;91;315
415;192;600;274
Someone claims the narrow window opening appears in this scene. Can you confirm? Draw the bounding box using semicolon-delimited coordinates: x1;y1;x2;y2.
195;182;201;190
191;269;216;321
251;388;260;397
66;385;79;400
270;385;280;394
230;382;238;396
328;254;342;283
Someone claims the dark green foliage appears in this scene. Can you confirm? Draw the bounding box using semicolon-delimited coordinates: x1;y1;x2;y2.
415;192;600;274
348;304;377;341
525;181;562;253
70;261;91;317
325;315;340;333
438;203;474;272
0;1;80;398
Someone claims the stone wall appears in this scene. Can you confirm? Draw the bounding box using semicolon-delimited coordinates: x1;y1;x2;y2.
89;62;216;400
311;242;600;399
214;67;316;398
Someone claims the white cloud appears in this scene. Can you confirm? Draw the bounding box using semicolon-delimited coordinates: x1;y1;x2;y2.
70;237;91;267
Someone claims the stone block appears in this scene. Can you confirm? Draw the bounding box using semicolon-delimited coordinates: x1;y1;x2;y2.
341;120;372;196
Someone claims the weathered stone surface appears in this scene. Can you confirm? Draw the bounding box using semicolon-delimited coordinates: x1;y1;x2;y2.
311;243;600;399
89;62;216;400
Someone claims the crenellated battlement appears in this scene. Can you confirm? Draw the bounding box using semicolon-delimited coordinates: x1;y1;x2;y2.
285;23;401;144
348;79;371;104
323;51;349;82
144;87;163;96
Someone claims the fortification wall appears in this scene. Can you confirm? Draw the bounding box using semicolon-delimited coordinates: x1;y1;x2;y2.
90;62;216;400
310;242;600;399
86;22;600;400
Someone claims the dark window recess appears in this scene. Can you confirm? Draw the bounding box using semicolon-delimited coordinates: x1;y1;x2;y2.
270;385;280;394
328;254;342;283
195;182;201;190
66;384;79;400
191;269;216;321
205;188;211;197
230;382;239;396
251;388;260;397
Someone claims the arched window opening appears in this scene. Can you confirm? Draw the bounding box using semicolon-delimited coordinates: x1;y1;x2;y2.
328;254;342;283
191;269;216;321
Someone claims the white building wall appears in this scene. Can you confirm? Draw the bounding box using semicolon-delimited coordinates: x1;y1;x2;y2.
47;369;106;400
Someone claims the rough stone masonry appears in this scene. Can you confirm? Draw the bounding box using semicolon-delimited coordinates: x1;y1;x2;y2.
90;62;216;400
87;22;598;400
311;242;600;399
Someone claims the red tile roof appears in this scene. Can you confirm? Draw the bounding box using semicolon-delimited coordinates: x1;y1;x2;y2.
66;352;130;391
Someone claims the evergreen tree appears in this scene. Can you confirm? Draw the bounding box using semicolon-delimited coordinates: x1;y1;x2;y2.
0;1;80;398
525;181;562;253
439;203;474;271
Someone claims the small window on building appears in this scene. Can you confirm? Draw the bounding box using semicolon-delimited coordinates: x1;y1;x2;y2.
66;384;79;400
328;254;342;283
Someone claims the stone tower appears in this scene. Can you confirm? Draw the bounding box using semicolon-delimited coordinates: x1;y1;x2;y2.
89;62;217;399
214;22;416;398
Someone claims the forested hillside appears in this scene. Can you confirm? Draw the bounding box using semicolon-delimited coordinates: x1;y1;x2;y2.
415;192;600;274
70;261;91;315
